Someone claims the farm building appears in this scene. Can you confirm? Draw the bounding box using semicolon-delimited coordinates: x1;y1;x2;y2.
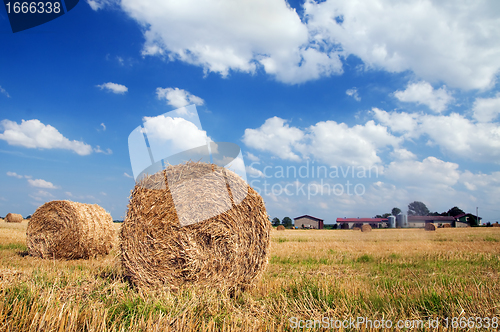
336;217;388;229
455;213;481;226
407;215;456;228
294;215;324;229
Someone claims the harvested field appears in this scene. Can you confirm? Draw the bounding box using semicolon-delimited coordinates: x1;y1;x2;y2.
1;222;499;331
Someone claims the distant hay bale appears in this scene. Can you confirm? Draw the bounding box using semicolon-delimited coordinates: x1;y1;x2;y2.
492;222;500;228
27;201;114;259
361;224;372;232
353;227;361;231
120;161;271;291
5;213;23;223
425;223;437;231
443;223;452;228
277;225;285;231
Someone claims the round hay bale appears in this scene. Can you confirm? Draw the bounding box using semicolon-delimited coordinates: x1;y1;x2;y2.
361;224;372;232
27;201;114;259
120;161;271;291
276;225;285;231
492;222;500;228
443;223;452;228
5;213;23;223
425;223;437;231
352;227;361;231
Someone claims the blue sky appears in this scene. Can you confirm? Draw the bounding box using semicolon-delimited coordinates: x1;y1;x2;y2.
1;0;500;223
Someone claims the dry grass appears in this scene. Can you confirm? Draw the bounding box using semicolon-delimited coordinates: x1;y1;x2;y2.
1;222;499;331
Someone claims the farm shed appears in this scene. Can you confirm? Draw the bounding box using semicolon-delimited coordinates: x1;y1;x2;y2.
407;215;456;228
294;215;324;229
336;217;388;229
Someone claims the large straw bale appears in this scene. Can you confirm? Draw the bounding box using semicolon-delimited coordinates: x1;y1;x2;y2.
120;161;271;291
425;223;437;231
361;224;372;232
5;213;23;223
276;225;285;231
492;222;500;228
27;201;114;259
443;223;452;228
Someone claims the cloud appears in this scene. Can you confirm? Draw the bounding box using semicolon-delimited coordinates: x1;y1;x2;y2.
0;119;93;155
100;123;106;131
156;87;204;108
119;0;342;84
245;152;260;162
124;172;133;178
242;117;304;162
142;115;209;152
304;0;500;90
243;116;400;167
385;156;460;189
86;0;115;11
110;0;500;88
27;178;58;189
373;108;500;163
246;165;265;178
96;82;128;94
472;93;500;122
0;86;10;98
346;88;360;101
94;146;113;154
6;171;23;179
390;148;417;161
394;81;453;113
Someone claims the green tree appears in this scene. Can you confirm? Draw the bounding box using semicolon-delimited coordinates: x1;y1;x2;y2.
391;207;401;216
282;217;293;228
447;206;465;217
407;201;430;216
272;217;281;227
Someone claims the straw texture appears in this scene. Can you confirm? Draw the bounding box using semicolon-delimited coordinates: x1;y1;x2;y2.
27;201;114;259
425;223;437;231
361;224;372;232
120;161;271;291
5;213;22;223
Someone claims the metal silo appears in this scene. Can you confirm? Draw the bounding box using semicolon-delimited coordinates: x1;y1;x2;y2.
388;215;396;228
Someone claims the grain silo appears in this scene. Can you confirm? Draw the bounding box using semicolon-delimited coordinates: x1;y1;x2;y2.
396;214;408;228
388;215;396;228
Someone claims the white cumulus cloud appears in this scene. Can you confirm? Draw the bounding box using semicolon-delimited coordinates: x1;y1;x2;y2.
6;171;23;179
472;93;500;123
27;178;58;189
0;119;93;155
156;87;204;108
96;82;128;94
394;81;453;113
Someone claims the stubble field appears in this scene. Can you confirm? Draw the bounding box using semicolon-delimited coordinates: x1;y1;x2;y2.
1;221;499;331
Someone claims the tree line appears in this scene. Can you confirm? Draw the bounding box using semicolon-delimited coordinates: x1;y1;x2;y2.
272;217;293;228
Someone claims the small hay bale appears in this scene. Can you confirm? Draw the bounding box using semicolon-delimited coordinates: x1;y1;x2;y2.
120;161;271;291
27;201;114;259
425;223;437;231
276;225;285;231
361;224;372;232
443;223;452;228
5;213;23;223
492;222;500;228
352;227;361;231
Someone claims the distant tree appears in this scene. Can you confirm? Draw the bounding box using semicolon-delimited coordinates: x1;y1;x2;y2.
272;217;281;227
26;215;31;219
391;207;401;216
282;217;293;228
429;211;441;216
407;201;430;216
382;213;391;218
447;206;465;217
374;214;383;218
